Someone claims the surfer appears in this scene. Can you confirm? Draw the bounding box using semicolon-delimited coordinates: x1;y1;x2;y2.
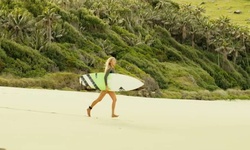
87;57;119;118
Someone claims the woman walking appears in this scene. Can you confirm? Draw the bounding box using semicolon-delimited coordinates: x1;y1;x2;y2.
87;57;119;118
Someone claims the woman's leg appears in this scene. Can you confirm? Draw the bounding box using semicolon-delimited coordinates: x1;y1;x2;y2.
87;91;107;117
108;91;119;117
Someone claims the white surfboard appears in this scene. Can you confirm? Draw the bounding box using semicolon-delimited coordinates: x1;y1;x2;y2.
79;73;144;91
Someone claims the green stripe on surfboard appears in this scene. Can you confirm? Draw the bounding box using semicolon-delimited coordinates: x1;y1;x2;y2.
89;73;106;90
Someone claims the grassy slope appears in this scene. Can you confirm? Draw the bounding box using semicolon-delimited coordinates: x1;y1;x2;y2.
172;0;250;28
0;0;249;100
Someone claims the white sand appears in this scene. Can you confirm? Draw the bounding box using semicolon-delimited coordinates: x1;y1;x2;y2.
0;86;250;150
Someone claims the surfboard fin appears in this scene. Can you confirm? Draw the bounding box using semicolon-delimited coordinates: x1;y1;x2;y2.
119;87;125;91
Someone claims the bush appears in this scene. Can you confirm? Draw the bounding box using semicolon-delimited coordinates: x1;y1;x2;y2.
112;26;137;46
234;65;250;89
0;39;55;77
0;48;7;72
44;72;82;90
122;53;168;89
214;69;236;89
107;30;127;47
77;8;107;32
164;46;184;62
42;43;90;72
118;59;147;78
23;0;48;17
59;22;86;47
0;72;82;90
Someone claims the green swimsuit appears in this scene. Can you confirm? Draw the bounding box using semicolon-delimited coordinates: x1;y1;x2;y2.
104;68;115;86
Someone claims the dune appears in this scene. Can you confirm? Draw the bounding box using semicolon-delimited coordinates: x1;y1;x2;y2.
0;86;250;150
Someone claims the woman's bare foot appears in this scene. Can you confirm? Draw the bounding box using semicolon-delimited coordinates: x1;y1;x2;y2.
112;114;119;118
87;108;91;117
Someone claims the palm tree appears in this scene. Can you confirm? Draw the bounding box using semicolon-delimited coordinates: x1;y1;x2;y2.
228;25;244;64
96;39;114;55
0;10;9;38
238;29;250;67
215;45;235;67
214;16;231;38
189;6;206;48
38;7;61;43
29;27;47;51
4;9;35;43
0;0;13;7
201;20;216;51
174;4;194;44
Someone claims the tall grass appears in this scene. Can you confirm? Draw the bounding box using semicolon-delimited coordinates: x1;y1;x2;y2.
162;89;250;100
172;0;250;28
0;72;82;91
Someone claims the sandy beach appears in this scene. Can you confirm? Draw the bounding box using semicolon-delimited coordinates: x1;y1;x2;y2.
0;86;250;150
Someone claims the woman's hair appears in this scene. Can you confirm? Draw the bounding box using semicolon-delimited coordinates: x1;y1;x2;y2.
104;57;116;73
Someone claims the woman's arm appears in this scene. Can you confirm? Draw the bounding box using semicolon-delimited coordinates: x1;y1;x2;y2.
104;68;111;88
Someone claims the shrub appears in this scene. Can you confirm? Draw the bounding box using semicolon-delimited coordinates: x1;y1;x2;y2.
107;31;127;47
59;22;86;47
234;65;250;89
121;53;168;89
44;72;82;90
2;58;30;77
164;46;184;62
0;48;7;72
77;8;107;32
214;70;236;89
245;64;250;74
0;39;55;77
42;43;90;72
118;59;146;77
112;26;137;46
23;0;48;17
0;72;82;90
0;60;5;73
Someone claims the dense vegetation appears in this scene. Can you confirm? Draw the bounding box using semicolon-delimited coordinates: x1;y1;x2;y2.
172;0;250;28
0;0;250;100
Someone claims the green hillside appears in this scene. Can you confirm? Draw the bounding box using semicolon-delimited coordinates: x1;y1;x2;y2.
172;0;250;28
0;0;250;100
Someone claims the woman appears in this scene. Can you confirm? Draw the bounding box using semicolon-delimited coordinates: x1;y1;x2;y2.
87;57;119;118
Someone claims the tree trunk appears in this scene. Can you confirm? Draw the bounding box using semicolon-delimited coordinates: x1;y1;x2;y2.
47;20;52;43
222;49;228;62
192;33;195;48
206;31;210;51
217;53;220;67
233;50;238;64
182;25;186;43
